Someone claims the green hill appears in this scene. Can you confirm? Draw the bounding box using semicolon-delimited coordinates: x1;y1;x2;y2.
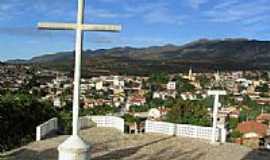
6;39;270;76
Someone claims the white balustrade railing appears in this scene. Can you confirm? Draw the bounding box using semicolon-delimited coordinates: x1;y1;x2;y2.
79;116;124;133
145;121;175;135
36;116;124;141
36;117;225;143
36;118;58;141
145;120;226;143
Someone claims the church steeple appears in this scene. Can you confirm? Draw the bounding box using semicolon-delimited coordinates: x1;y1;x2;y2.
215;70;220;82
188;67;193;81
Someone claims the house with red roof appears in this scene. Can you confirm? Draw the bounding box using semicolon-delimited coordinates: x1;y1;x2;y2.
125;95;146;111
236;120;268;148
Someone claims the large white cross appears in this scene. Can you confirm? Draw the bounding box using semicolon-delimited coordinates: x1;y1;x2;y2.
208;90;226;144
38;0;121;137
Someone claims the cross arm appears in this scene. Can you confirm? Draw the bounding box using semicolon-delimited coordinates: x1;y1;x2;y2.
38;22;122;32
38;22;77;30
82;24;121;32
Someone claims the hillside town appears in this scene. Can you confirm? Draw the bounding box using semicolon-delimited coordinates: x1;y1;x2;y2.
1;63;270;150
1;0;270;159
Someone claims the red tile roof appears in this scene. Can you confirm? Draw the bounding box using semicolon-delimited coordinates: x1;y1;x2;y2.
236;120;268;137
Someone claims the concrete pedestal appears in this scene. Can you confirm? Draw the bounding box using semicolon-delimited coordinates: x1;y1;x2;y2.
58;135;90;160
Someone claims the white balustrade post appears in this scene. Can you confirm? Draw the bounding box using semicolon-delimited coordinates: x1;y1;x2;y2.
221;128;227;144
212;95;219;143
36;126;41;141
145;120;148;133
208;90;226;145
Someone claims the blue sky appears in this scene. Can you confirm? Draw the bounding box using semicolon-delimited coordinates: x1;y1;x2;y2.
0;0;270;60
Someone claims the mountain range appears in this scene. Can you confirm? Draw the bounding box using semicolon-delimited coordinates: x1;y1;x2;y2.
6;38;270;76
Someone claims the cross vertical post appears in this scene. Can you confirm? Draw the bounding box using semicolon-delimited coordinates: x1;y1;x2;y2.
72;0;84;137
37;0;121;159
208;90;226;144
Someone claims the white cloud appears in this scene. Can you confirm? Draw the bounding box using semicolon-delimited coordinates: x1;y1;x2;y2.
187;0;208;9
0;0;186;26
124;2;185;25
204;0;270;24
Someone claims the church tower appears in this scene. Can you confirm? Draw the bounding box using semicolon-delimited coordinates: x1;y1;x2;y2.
188;67;193;81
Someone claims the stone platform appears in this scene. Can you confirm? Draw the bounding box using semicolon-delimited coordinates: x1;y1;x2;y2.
3;128;270;160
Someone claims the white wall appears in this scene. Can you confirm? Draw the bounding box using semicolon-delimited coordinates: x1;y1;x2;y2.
36;118;58;141
145;120;226;143
36;116;124;141
36;117;225;144
79;116;124;133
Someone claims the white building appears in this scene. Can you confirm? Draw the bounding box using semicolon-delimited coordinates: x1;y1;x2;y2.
113;76;120;86
125;96;146;111
167;81;176;90
95;81;103;90
153;91;176;100
54;97;62;108
148;108;161;120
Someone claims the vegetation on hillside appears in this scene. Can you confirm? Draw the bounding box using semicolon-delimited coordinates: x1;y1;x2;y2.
239;96;270;122
0;93;56;152
165;99;211;126
175;75;195;93
81;104;117;116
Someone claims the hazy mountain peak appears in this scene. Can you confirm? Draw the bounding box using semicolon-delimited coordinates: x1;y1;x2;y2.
5;39;270;74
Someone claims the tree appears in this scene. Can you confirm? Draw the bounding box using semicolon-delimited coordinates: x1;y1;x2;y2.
166;100;211;126
82;105;117;116
149;72;169;84
256;84;269;93
198;75;210;89
122;114;138;124
228;118;239;130
148;72;169;91
58;110;72;135
220;94;236;106
23;74;40;91
130;105;149;112
148;98;165;108
175;76;195;93
261;72;269;81
240;96;262;121
0;93;56;152
228;130;243;142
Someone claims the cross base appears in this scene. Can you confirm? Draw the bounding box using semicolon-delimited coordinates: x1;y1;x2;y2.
58;135;91;160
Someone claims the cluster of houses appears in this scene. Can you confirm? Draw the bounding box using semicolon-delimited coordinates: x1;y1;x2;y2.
1;64;270;148
215;105;270;148
235;113;270;149
0;65;32;91
41;75;148;111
